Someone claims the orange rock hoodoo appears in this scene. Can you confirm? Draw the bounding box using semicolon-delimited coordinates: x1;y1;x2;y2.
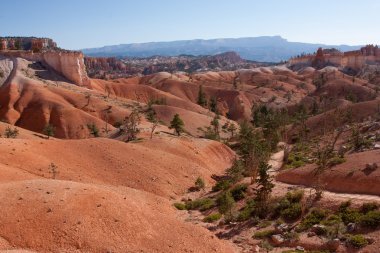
289;45;380;70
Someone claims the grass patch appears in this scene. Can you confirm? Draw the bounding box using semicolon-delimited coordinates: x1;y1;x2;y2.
203;213;222;223
253;229;275;239
173;202;186;210
349;234;368;248
185;198;215;211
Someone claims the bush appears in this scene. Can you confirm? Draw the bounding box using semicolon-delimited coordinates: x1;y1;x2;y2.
194;177;205;191
349;235;368;248
321;214;342;226
286;152;307;168
360;202;378;214
359;210;380;229
185;198;214;211
253;229;275;239
174;203;186;210
4;126;19;138
285;190;304;203
217;191;235;215
237;200;256;221
230;184;248;201
227;160;245;183
327;156;346;167
203;213;222;223
338;200;362;225
281;203;302;221
212;180;231;192
299;208;327;230
275;190;304;220
257;220;272;228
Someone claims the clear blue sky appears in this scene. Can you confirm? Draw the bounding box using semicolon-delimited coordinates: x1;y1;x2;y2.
1;0;379;50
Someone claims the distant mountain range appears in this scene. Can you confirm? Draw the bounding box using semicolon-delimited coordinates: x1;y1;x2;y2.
81;36;361;62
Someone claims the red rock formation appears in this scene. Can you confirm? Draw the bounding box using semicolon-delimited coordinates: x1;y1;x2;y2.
0;39;7;50
311;47;325;68
290;45;380;70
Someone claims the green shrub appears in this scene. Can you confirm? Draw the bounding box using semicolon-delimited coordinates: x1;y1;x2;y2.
285;190;304;203
230;184;248;201
185;198;214;211
327;156;346;167
194;177;205;191
212;180;231;192
217;191;235;215
275;190;304;220
349;235;368;248
338;200;362;225
286;152;307;168
174;202;186;210
257;220;272;228
227;160;245;183
253;229;275;239
299;208;327;230
237;200;256;221
281;203;302;221
360;202;378;214
203;213;222;223
360;210;380;229
321;214;342;226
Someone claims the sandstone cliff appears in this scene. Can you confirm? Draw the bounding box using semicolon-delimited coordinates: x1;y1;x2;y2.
0;50;90;87
289;45;380;71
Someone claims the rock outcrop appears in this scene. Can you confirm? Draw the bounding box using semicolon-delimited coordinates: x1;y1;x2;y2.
0;50;90;87
289;45;380;71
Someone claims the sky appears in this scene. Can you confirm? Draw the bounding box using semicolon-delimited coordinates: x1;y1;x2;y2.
1;0;379;50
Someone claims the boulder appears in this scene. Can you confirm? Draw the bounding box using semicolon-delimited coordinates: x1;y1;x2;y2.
295;246;305;252
275;223;289;233
271;234;285;246
346;223;357;233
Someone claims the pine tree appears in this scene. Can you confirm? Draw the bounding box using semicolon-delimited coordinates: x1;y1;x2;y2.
169;114;185;136
197;85;207;107
255;162;274;217
209;97;218;113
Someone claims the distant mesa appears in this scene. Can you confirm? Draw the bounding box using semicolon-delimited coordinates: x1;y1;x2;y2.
0;37;57;52
0;37;90;86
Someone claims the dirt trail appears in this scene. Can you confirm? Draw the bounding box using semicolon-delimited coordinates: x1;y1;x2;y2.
270;150;380;203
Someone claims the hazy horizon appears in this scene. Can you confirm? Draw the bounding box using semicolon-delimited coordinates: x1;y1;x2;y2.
1;0;379;50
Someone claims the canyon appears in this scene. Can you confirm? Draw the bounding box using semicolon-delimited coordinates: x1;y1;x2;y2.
1;36;380;252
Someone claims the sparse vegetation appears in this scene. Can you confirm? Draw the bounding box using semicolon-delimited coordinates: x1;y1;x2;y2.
87;123;100;137
194;177;205;191
48;162;59;179
253;229;275;239
43;123;55;139
203;213;222;223
169;113;185;136
197;85;207;107
123;109;141;142
4;126;19;138
349;235;368;248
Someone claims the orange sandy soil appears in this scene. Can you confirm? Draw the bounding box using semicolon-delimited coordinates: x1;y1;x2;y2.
0;123;238;252
277;149;380;195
